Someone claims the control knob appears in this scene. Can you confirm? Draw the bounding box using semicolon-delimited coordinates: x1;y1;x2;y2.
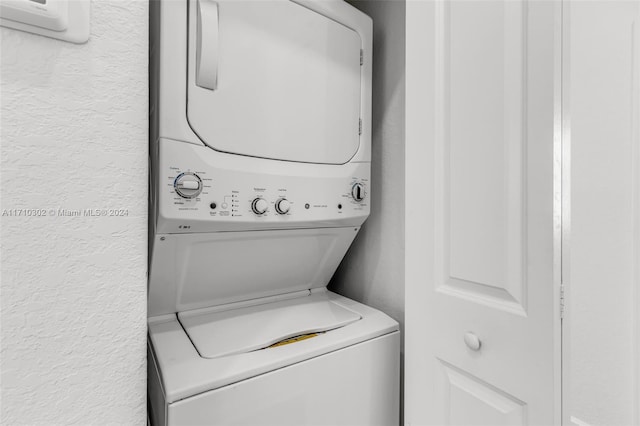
251;198;269;215
351;182;366;202
174;172;203;199
275;198;291;215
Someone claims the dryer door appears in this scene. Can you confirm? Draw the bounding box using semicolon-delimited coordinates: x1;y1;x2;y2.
186;0;362;164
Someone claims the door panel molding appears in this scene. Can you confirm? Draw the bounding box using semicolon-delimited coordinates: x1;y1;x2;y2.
434;0;528;316
438;359;527;426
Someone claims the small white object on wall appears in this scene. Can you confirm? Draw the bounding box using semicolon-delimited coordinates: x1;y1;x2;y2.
0;0;89;44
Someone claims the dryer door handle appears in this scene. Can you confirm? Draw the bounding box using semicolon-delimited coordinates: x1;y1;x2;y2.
196;0;219;90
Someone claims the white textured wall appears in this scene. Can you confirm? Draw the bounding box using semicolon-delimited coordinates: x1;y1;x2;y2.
0;1;148;424
330;0;405;353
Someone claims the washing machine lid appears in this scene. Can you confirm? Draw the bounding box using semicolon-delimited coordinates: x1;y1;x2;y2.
186;0;363;164
178;292;361;359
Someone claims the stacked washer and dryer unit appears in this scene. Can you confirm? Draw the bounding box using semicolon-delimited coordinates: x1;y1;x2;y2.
148;0;399;424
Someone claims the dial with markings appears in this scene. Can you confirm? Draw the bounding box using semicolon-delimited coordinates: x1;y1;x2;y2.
251;198;269;215
351;182;366;202
174;172;203;198
275;198;291;214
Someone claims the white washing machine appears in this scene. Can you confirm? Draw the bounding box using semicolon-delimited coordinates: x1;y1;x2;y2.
148;0;400;424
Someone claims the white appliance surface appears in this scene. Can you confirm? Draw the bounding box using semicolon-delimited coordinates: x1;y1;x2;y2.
166;332;399;426
155;138;370;235
187;0;362;164
148;227;361;316
150;0;372;165
179;291;362;358
148;291;398;404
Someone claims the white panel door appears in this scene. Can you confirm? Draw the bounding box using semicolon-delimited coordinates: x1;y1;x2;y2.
563;2;640;425
405;0;561;424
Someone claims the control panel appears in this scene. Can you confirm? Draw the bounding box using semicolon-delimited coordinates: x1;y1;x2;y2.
156;139;370;233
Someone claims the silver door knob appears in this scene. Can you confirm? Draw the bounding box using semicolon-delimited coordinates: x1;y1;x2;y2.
464;332;481;351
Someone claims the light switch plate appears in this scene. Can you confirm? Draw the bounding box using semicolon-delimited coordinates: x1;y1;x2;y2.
0;0;89;44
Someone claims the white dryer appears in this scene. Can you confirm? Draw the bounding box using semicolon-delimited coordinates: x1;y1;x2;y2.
148;0;400;425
